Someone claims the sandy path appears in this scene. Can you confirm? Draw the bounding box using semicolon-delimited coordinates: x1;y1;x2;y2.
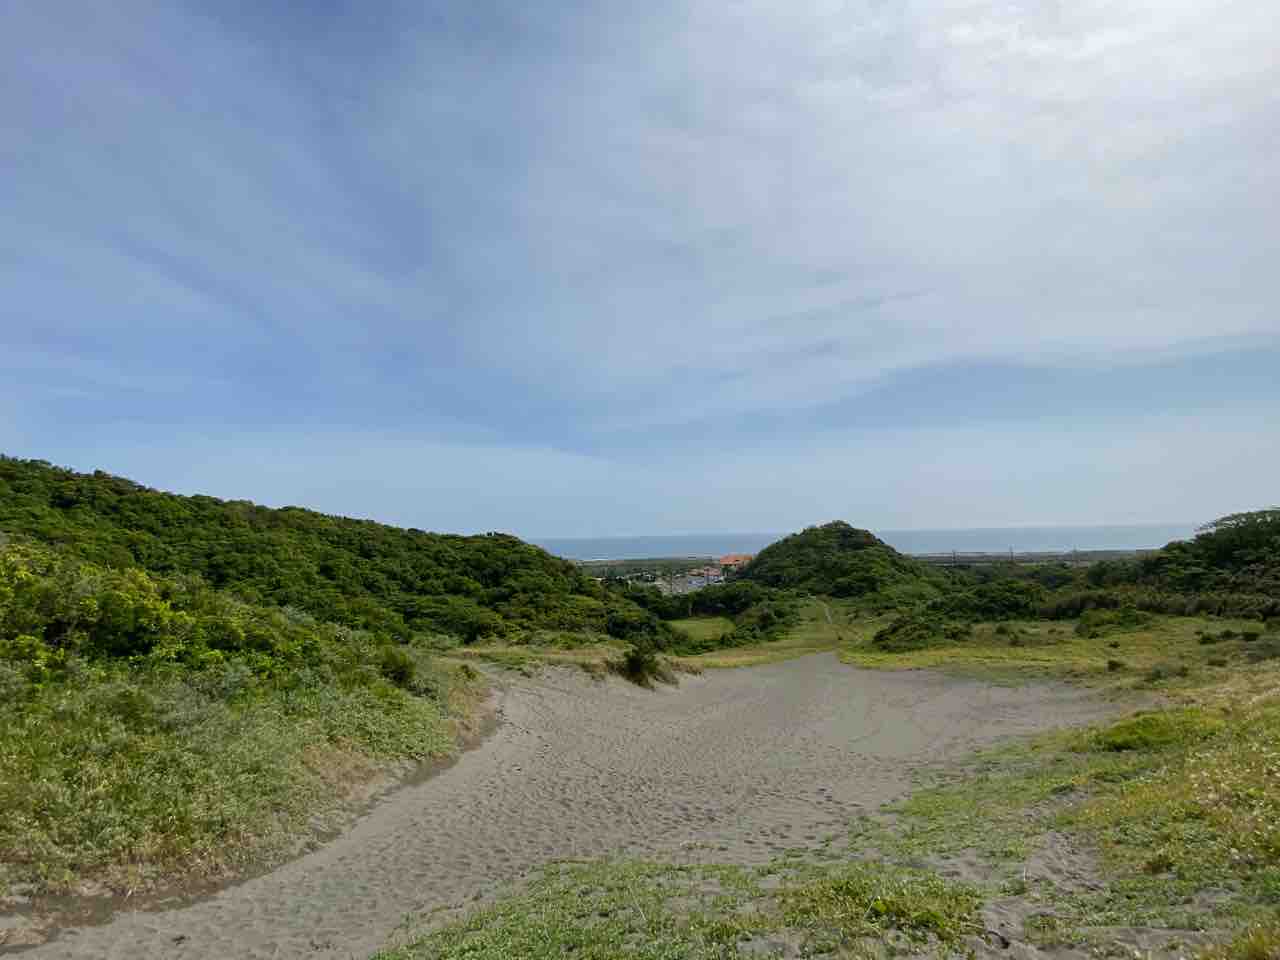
14;654;1113;959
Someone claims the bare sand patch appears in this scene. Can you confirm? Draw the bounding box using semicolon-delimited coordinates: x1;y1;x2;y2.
8;653;1113;959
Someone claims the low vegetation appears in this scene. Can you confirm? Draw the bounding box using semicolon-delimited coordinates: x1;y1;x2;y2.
0;540;482;894
373;858;983;960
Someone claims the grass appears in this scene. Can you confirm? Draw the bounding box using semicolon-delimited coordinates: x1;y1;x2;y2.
449;599;876;675
373;858;982;960
778;861;981;946
674;600;884;669
841;615;1270;690
668;616;736;643
1198;919;1280;960
0;657;483;896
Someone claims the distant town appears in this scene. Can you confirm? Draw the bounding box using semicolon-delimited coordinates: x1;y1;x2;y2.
578;553;755;594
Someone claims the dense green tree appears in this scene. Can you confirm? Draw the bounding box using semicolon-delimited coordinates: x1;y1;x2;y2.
739;521;944;601
0;457;657;644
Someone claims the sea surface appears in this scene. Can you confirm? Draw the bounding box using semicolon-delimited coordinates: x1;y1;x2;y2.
534;523;1199;561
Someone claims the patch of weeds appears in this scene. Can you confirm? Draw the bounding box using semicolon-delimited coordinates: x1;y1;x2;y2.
1198;918;1280;960
1075;606;1153;639
1023;912;1085;947
1144;661;1192;684
779;861;981;946
1078;709;1223;753
372;860;772;960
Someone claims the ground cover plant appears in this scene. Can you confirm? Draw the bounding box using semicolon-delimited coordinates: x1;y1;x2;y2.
0;540;483;895
838;612;1280;953
372;858;985;960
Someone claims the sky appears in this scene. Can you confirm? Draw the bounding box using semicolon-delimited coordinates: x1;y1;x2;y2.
2;0;1278;538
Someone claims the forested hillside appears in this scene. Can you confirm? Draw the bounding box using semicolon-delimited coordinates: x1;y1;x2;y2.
739;521;944;604
0;456;658;644
0;456;676;895
1098;510;1280;600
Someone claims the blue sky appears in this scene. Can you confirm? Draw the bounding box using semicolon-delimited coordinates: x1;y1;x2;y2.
3;1;1277;538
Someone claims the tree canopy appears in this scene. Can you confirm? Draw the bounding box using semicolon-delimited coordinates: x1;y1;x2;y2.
739;521;943;600
0;456;658;643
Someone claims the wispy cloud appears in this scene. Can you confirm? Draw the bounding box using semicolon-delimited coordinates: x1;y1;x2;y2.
2;1;1277;532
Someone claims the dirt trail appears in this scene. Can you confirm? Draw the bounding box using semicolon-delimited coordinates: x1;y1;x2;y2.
10;654;1114;959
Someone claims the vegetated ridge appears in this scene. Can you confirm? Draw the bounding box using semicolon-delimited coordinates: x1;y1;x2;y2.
0;456;666;647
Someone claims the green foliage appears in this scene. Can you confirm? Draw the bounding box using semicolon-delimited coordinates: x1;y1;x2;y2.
1080;709;1223;753
740;521;943;602
0;539;476;891
780;861;980;945
872;613;971;652
1074;605;1154;638
1198;918;1280;960
1123;509;1280;612
374;861;772;960
0;457;654;644
927;579;1046;621
375;857;981;960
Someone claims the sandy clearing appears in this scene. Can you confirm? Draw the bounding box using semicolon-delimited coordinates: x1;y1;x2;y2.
9;654;1115;959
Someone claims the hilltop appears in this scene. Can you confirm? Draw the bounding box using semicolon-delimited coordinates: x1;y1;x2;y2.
739;521;944;604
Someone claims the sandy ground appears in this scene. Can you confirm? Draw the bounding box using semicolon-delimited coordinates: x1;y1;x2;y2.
8;654;1115;959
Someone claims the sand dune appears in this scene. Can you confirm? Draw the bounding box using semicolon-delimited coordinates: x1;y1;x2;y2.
12;654;1113;959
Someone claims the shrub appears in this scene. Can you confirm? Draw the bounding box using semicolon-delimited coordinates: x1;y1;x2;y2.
1084;709;1222;753
1246;639;1280;663
1143;662;1192;684
378;645;417;688
1074;606;1153;638
872;614;970;653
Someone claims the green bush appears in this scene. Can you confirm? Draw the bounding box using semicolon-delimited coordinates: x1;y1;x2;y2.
1083;710;1222;753
872;614;971;653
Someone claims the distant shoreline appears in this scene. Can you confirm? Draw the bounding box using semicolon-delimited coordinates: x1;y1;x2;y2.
539;523;1196;563
573;547;1152;569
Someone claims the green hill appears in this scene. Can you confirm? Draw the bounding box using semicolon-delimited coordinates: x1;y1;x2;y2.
0;456;657;644
1132;510;1280;598
0;455;677;895
740;521;943;603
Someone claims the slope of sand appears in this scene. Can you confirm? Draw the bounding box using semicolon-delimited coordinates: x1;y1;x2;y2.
12;654;1114;959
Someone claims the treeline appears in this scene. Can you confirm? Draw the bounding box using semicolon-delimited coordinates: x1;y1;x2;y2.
872;509;1280;651
0;457;666;648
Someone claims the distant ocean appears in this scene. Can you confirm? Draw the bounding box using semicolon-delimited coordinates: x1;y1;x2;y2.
534;524;1199;561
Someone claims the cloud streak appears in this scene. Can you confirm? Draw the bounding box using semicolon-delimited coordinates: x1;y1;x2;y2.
2;0;1277;532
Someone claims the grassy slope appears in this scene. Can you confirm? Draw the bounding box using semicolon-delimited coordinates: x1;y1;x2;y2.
0;540;488;896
